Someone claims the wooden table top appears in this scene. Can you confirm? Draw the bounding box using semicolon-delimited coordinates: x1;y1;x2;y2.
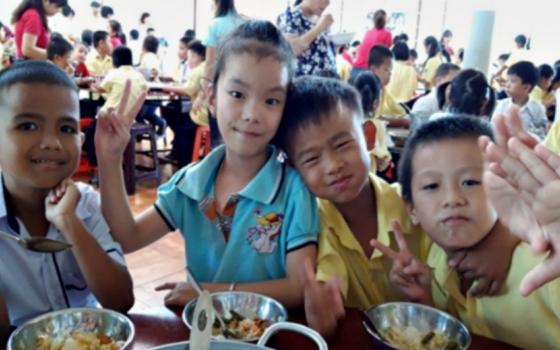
129;306;519;350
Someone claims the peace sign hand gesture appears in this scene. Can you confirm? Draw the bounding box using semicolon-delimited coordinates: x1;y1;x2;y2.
370;222;433;305
94;80;147;163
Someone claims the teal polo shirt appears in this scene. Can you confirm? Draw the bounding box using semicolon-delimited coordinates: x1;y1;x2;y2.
155;145;319;283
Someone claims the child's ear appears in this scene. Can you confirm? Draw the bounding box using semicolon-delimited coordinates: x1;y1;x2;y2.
406;202;420;225
207;86;217;117
80;132;85;146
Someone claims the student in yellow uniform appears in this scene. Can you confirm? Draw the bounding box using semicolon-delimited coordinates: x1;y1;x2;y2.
387;42;418;103
420;36;442;90
543;88;560;153
530;64;554;106
85;30;113;77
367;45;407;127
274;77;517;336
374;116;560;349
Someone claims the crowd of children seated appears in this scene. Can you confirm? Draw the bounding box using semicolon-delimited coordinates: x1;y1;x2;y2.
2;1;560;349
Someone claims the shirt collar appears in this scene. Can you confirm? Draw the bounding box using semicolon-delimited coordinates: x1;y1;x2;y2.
177;144;286;204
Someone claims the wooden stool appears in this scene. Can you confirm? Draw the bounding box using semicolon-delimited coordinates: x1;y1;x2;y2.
123;123;161;195
191;126;211;162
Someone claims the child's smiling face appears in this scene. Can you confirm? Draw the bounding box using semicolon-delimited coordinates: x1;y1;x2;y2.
287;106;371;204
408;137;497;251
0;83;81;191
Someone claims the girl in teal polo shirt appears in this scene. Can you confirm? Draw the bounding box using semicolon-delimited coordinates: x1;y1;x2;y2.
94;20;320;309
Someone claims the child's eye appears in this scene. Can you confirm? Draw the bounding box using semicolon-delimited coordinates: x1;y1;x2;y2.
422;183;439;191
462;179;481;187
335;140;351;150
265;98;282;106
228;91;244;99
60;125;78;134
302;156;319;166
16;122;38;131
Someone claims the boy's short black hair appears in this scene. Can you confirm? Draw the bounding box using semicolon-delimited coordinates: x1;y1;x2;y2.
392;42;409;61
143;35;159;54
47;34;73;61
537;64;554;80
435;62;460;79
515;34;527;48
100;5;114;18
184;29;196;41
180;36;192;47
81;29;93;47
62;5;74;17
93;30;109;48
507;61;538;88
0;60;78;105
90;1;101;8
368;44;393;68
112;46;133;68
273;75;363;153
409;48;418;59
129;29;140;40
398;116;493;203
187;40;206;60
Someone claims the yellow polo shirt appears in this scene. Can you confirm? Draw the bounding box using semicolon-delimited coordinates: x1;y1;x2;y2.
315;174;430;309
423;54;442;88
378;87;406;118
185;62;209;127
429;243;560;349
85;50;113;77
530;85;553;105
387;60;418;103
544;119;560;154
99;66;148;114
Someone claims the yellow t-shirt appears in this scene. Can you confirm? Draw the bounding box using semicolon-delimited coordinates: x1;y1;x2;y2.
99;66;148;114
387;60;418;103
530;85;553;105
378;87;406;118
315;174;430;309
336;55;352;82
429;243;560;349
85;50;113;77
185;62;209;127
423;54;442;88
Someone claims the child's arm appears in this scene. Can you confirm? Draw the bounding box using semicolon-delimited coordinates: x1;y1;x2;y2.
447;222;520;297
302;259;345;336
95;81;170;253
156;245;317;309
0;294;8;343
370;222;433;305
45;180;134;312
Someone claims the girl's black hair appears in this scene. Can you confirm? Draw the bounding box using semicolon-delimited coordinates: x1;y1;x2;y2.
436;68;496;117
143;35;159;54
213;20;295;87
440;30;453;63
373;9;387;29
398;116;493;203
81;29;93;47
140;12;150;24
350;71;381;116
112;46;133;68
12;0;68;30
273;75;363;152
392;42;410;61
109;20;126;45
423;36;440;59
214;0;237;18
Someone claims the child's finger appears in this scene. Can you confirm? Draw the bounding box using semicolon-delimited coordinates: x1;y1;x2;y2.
504;105;539;149
535;144;560;177
520;256;560;297
155;282;177;291
128;90;148;126
370;239;399;260
117;80;131;119
467;277;491;297
447;250;466;268
510;138;557;186
390;221;410;253
327;279;345;319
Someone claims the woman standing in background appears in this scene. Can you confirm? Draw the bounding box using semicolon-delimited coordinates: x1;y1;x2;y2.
12;0;67;59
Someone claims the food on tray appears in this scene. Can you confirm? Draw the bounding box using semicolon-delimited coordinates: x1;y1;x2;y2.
381;326;459;350
36;331;124;350
212;309;269;340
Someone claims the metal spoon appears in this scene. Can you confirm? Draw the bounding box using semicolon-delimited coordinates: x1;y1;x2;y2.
186;266;232;338
0;230;72;253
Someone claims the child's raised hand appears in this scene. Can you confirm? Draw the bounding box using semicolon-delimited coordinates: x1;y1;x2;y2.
45;179;81;231
370;222;433;305
94;80;147;162
155;281;198;307
301;259;345;336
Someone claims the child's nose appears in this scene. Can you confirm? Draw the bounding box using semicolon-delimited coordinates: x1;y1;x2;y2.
325;152;344;175
444;185;467;207
39;132;63;150
241;99;261;122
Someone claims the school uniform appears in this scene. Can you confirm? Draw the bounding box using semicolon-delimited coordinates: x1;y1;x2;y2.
429;242;560;349
99;66;148;114
492;97;548;140
85;50;113;77
154;145;319;283
378;87;406;118
387;60;418;103
0;176;126;326
423;54;443;88
543;89;560;153
315;174;430;309
530;85;553;105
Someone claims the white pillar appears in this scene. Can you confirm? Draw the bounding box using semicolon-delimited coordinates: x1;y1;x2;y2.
463;10;495;76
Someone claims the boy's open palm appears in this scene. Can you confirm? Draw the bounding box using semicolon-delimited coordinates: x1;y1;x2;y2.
94;80;147;161
370;222;432;304
301;259;345;335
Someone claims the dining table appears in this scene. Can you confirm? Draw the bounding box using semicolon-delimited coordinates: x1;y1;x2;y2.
129;306;520;350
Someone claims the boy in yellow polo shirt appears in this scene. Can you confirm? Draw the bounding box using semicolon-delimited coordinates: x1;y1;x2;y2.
374;116;560;349
387;42;418;103
530;64;555;107
274;77;517;336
